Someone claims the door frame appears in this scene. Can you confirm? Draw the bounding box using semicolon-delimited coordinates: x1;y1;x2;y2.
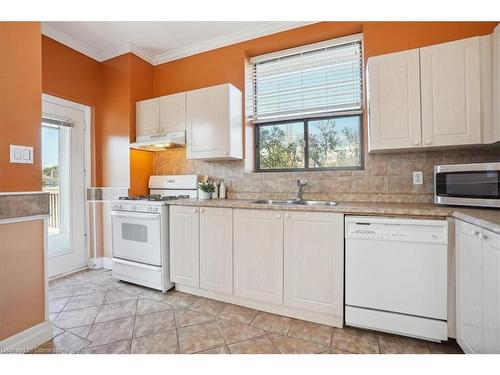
42;93;91;278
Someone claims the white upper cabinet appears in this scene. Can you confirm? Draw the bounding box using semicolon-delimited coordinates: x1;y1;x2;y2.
136;93;186;141
283;211;344;317
169;205;200;288
233;209;284;304
420;37;482;147
368;49;422;151
159;92;186;134
492;25;500;143
136;98;159;140
368;33;497;152
199;207;233;295
186;83;243;160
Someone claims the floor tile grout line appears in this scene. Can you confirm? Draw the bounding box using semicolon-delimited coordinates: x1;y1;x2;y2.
82;288;113;350
247;311;260;327
74;283;112;352
129;298;140;353
265;332;282;354
215;318;230;350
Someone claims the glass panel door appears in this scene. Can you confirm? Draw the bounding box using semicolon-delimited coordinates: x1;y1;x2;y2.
42;124;71;255
42;96;88;278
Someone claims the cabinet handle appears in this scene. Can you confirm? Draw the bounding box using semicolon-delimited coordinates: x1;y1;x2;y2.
285;213;291;219
200;208;205;213
425;140;431;145
193;208;198;213
276;214;281;219
413;140;420;146
481;233;488;240
472;230;480;237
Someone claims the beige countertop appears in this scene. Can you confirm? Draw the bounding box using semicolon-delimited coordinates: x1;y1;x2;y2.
166;198;500;234
451;208;500;234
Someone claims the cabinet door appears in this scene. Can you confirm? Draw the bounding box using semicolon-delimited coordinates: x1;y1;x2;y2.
367;49;422;151
233;209;283;304
159;92;186;134
169;205;199;287
186;85;230;159
284;211;344;316
482;229;500;354
136;98;159;139
456;220;483;353
421;37;481;147
199;207;233;294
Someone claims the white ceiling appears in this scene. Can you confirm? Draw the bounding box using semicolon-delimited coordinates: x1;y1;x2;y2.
42;21;314;65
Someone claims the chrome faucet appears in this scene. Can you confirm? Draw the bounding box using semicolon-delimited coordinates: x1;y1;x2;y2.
295;179;307;201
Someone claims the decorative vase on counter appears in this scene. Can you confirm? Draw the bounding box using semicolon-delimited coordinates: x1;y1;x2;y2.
199;190;212;200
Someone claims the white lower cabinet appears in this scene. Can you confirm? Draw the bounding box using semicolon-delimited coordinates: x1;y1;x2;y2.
233;209;284;304
456;219;500;353
169;205;200;287
170;206;344;327
283;211;344;316
199;207;233;294
483;229;500;353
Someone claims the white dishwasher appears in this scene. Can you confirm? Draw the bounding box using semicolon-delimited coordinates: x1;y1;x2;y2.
345;216;448;342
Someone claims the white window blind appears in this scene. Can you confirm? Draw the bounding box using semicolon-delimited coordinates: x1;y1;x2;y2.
250;35;363;123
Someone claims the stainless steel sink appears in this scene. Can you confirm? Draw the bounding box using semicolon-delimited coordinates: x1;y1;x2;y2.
296;200;338;206
252;199;337;206
251;199;297;205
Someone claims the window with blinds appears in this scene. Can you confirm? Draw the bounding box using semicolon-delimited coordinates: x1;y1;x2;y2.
251;35;364;172
250;35;363;123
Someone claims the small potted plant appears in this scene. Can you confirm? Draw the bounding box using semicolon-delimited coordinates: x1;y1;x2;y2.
198;181;215;200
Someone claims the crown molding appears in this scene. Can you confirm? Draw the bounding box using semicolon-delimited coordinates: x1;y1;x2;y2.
42;21;317;66
42;23;103;62
152;21;316;65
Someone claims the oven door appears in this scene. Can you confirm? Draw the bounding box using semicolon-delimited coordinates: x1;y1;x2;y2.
111;211;162;266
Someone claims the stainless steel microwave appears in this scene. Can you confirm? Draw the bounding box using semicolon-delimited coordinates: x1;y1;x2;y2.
434;162;500;208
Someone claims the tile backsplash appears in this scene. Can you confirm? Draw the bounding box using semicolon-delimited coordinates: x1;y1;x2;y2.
154;147;500;203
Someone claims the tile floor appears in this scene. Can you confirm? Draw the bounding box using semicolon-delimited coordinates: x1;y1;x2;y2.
33;269;463;354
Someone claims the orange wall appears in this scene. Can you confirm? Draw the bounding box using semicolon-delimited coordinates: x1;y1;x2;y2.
41;35;101;187
0;220;45;340
154;22;498;97
0;22;42;192
100;53;154;191
100;54;131;188
129;55;154;195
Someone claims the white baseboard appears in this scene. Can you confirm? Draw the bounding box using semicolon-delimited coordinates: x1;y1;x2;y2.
87;257;113;270
87;257;103;269
177;284;343;328
0;321;53;353
102;257;113;270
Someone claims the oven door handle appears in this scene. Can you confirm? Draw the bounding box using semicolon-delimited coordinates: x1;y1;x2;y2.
111;211;160;220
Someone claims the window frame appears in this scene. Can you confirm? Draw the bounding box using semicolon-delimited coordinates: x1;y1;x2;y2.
254;113;364;173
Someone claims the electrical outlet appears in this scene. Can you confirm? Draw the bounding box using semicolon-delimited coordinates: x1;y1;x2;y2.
413;171;423;185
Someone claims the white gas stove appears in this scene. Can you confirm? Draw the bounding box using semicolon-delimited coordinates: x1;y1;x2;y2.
111;175;198;292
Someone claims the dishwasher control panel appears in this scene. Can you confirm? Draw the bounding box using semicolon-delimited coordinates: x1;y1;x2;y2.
345;216;448;244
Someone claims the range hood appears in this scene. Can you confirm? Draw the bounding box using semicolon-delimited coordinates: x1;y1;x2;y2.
130;131;185;152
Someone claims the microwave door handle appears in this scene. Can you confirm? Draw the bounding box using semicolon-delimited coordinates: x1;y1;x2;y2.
111;211;160;220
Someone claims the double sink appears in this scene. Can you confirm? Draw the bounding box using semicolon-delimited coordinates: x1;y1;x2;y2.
251;180;337;207
252;199;338;207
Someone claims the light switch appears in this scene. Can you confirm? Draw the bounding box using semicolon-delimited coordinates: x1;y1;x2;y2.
10;145;34;164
